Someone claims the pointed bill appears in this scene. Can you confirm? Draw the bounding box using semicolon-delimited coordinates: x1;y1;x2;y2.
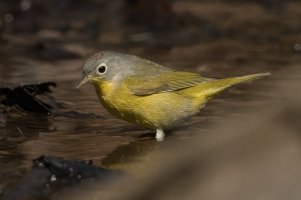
77;76;90;88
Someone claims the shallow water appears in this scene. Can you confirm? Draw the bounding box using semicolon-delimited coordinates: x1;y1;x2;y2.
0;51;272;190
0;1;300;195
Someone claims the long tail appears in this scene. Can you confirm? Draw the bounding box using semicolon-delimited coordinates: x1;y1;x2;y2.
190;72;271;102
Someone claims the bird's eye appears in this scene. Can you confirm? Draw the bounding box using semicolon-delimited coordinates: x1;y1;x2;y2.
96;63;107;75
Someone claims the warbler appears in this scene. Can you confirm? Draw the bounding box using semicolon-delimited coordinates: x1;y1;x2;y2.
78;51;270;141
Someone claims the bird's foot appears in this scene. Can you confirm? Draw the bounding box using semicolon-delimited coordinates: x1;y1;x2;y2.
155;129;165;142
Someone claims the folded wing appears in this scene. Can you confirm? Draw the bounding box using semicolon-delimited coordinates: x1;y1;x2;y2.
125;71;212;96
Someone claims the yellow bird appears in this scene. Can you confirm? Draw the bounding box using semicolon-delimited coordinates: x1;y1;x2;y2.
78;51;270;141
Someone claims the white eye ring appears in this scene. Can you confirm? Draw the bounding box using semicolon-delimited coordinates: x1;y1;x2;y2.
96;63;107;75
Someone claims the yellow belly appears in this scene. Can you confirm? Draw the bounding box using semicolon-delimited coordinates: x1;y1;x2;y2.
92;80;200;129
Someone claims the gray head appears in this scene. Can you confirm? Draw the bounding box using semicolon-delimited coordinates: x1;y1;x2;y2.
77;51;169;88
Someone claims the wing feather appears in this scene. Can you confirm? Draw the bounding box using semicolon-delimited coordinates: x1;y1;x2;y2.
125;71;211;96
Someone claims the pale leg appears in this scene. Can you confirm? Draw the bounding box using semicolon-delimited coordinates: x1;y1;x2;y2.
155;128;165;142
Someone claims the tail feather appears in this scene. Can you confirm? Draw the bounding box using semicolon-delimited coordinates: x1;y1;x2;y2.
191;72;271;101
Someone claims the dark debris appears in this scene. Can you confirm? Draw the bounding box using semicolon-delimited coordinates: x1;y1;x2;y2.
1;155;124;200
33;155;122;181
0;82;57;114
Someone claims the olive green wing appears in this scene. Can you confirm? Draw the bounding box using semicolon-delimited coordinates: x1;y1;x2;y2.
125;71;212;96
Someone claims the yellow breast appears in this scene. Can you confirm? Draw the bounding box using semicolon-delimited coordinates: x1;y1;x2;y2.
92;80;156;128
